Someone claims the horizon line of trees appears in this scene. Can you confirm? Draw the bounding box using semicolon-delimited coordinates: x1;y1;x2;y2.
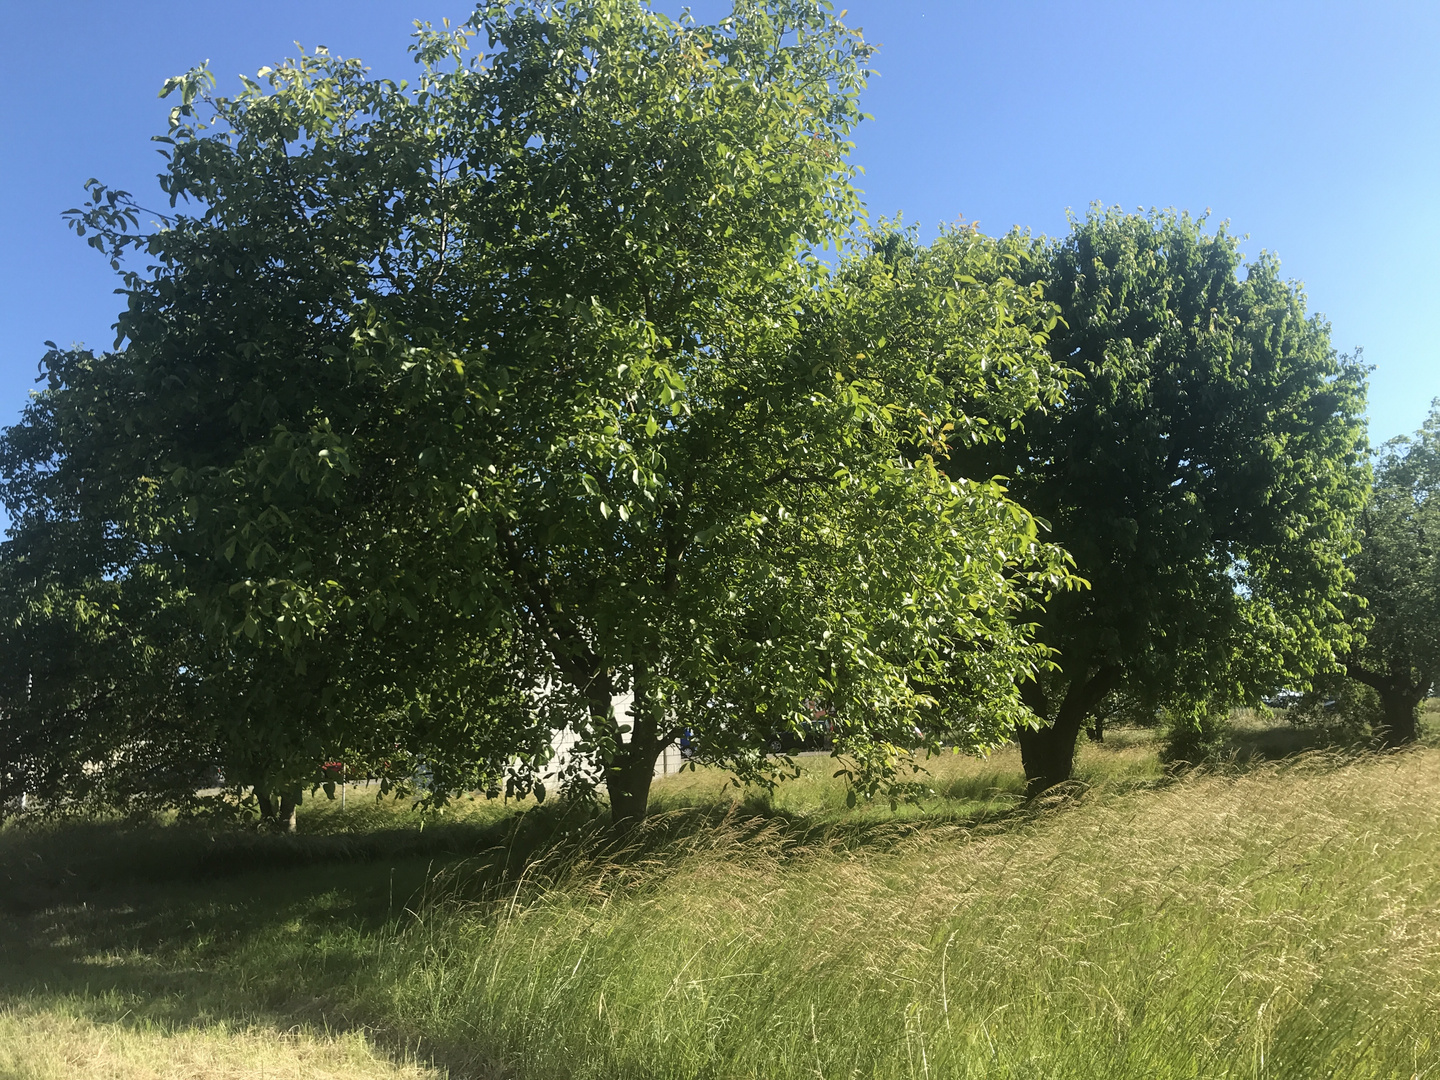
0;0;1430;832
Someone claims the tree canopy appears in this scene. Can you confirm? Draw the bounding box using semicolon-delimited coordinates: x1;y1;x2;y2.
1;0;1076;824
953;209;1370;791
1342;402;1440;745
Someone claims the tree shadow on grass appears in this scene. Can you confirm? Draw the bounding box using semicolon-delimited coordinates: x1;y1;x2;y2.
1224;722;1370;763
0;808;620;1078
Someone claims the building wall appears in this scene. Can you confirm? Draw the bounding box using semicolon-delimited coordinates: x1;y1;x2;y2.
547;691;684;778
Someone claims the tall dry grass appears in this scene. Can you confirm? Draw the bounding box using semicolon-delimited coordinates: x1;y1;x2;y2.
2;738;1437;1078
354;750;1439;1078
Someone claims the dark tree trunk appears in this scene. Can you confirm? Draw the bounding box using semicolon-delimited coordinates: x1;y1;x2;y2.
1376;689;1422;748
256;791;276;823
601;657;669;829
1087;714;1106;743
277;788;301;834
604;739;663;829
508;547;677;830
1017;711;1086;795
1347;663;1429;749
1018;667;1121;796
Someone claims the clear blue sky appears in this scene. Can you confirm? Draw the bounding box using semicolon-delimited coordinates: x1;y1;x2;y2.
2;1;1437;464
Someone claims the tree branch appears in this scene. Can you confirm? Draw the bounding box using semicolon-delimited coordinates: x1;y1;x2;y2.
1018;678;1048;721
495;522;601;694
1055;664;1122;729
1346;659;1395;695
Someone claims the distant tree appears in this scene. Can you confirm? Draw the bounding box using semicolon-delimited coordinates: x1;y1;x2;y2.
1343;404;1440;745
2;1;1075;825
952;209;1370;792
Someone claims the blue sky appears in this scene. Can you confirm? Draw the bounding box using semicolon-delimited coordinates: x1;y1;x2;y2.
2;1;1437;462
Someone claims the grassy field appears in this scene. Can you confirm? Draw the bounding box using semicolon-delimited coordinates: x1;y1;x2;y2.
2;717;1438;1078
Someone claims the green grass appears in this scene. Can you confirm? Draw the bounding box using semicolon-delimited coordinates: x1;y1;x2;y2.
2;722;1439;1078
0;1005;441;1080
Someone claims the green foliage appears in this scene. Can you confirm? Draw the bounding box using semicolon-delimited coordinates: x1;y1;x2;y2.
1157;704;1232;766
957;207;1370;787
0;337;543;814
1342;400;1440;743
1;1;1074;820
1286;677;1381;742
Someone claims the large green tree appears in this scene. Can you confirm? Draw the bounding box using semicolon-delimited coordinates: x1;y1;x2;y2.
1343;403;1440;745
3;0;1074;824
954;209;1370;792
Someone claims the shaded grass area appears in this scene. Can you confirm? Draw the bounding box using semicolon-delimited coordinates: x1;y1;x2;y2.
1;722;1438;1078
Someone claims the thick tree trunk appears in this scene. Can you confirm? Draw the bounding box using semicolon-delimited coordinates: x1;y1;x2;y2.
277;789;301;834
604;739;663;829
1017;710;1086;795
1347;662;1429;749
599;657;669;829
1376;689;1422;748
1018;667;1121;796
256;791;276;823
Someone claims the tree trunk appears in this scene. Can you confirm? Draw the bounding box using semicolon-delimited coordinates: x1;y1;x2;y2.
1017;712;1085;795
256;791;276;823
604;739;662;829
1347;662;1429;749
1376;689;1422;748
601;657;667;829
277;788;301;834
1018;667;1121;796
